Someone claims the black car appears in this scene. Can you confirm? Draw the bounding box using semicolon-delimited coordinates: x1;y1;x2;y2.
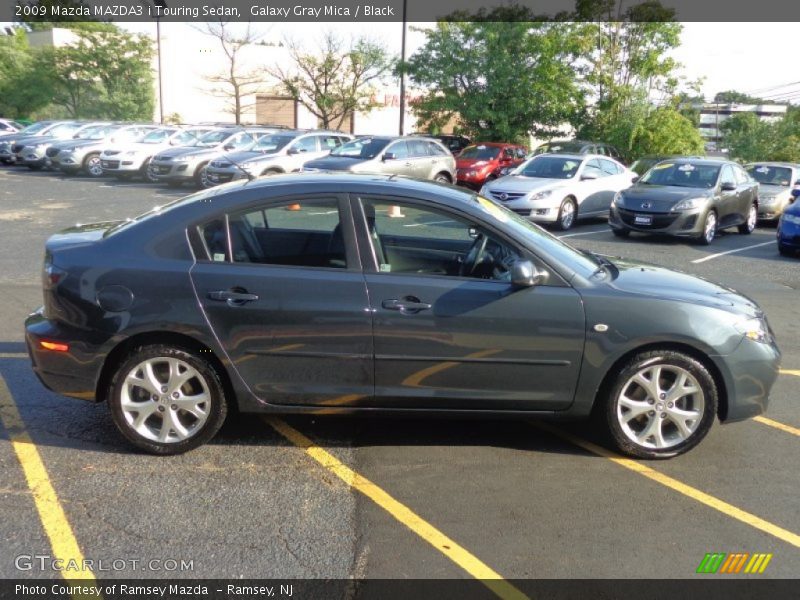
25;175;779;458
413;133;471;155
609;158;759;245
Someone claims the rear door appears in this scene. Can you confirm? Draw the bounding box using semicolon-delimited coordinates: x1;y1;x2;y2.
352;195;586;411
189;195;374;407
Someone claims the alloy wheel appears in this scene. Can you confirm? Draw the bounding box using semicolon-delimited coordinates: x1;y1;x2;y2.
703;211;717;244
120;357;210;444
85;155;103;177
559;199;576;230
616;364;705;450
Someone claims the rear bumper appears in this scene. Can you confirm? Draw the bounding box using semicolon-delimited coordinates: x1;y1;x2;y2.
714;337;781;423
25;309;105;402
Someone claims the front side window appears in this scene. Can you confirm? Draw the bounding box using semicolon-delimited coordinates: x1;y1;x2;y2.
201;199;347;268
387;141;410;159
720;165;736;187
360;199;520;282
291;136;319;153
427;141;449;156
253;134;296;152
141;129;177;144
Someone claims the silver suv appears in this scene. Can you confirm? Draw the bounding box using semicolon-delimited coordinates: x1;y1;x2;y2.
51;124;158;177
302;136;456;183
100;126;212;182
205;130;352;186
149;127;276;188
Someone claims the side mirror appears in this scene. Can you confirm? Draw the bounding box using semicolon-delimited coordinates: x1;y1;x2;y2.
382;152;396;161
223;144;234;151
511;260;545;288
581;172;598;181
791;188;800;199
631;175;640;183
287;147;299;155
720;181;736;191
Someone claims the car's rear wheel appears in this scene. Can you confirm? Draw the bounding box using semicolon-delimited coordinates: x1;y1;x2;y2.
83;153;103;177
260;168;282;177
557;197;577;231
108;345;228;455
697;210;717;245
738;203;757;234
600;350;717;459
433;172;451;184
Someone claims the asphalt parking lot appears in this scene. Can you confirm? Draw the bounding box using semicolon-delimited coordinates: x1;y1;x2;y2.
0;165;799;588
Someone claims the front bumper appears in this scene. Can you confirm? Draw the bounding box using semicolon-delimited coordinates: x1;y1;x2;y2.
609;205;704;237
25;309;106;402
758;200;787;221
501;197;561;223
149;160;196;181
206;167;246;185
777;218;800;250
714;336;781;422
101;156;146;173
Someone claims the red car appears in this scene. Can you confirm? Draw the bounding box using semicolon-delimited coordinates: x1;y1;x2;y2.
455;142;528;189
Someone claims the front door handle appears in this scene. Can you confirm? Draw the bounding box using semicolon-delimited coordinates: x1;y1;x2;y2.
208;290;259;306
382;297;431;314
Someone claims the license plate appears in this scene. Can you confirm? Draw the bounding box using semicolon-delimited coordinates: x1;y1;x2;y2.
209;175;219;182
101;161;110;167
158;166;170;173
634;214;653;225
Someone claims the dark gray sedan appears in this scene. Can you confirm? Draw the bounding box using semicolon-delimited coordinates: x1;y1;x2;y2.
24;175;780;458
609;158;759;244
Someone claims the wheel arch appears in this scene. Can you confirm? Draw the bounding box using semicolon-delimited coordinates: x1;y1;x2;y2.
592;341;728;421
95;330;236;411
434;171;453;183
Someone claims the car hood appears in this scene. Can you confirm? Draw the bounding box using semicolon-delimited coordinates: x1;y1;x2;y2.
606;256;760;317
456;157;498;169
619;184;712;211
485;175;569;193
303;156;370;171
155;145;218;159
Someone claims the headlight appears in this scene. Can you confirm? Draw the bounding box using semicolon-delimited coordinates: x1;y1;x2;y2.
613;192;624;207
530;189;553;201
782;213;800;225
466;170;477;178
734;317;772;344
760;195;778;206
671;197;706;211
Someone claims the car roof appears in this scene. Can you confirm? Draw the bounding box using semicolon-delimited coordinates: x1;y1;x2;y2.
744;161;800;168
666;157;731;166
531;152;606;161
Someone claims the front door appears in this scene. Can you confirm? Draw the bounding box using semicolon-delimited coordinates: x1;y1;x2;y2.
190;195;374;407
353;196;586;411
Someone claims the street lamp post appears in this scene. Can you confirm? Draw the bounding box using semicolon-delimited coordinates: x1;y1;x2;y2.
398;0;407;136
154;0;167;124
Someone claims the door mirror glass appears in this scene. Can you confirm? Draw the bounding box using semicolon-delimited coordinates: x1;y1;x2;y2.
511;260;544;288
631;175;639;183
581;171;598;181
382;152;396;161
720;181;736;191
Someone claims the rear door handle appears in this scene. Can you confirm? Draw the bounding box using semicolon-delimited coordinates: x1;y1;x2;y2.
208;290;259;305
382;297;431;314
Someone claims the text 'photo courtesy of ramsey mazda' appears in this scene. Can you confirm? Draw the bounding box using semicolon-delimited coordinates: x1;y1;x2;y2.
25;175;780;459
610;158;760;244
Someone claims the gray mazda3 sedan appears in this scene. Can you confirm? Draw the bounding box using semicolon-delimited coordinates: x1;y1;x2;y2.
25;175;780;458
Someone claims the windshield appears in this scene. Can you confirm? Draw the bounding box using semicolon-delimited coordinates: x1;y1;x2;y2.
140;128;177;144
48;123;82;138
533;141;584;155
747;165;793;187
459;145;500;160
194;130;234;148
473;195;600;279
75;125;114;140
516;156;581;179
172;129;207;145
330;137;390;159
252;134;295;152
639;162;720;188
19;122;50;135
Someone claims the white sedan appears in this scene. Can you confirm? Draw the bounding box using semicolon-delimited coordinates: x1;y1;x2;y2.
480;154;636;230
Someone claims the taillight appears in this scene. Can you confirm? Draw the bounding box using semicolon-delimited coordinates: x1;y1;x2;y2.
40;340;69;352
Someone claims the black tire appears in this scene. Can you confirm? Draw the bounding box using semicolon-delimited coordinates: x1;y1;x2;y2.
141;159;158;183
82;153;103;178
107;345;228;455
599;350;717;459
696;210;717;245
193;163;210;188
260;168;282;177
612;228;630;238
433;172;452;184
779;244;794;257
738;203;757;235
556;197;577;231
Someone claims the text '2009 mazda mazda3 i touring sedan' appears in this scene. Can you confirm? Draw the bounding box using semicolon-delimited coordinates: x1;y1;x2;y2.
25;175;780;458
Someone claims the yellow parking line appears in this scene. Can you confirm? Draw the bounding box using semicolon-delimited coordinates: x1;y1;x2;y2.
532;422;800;549
265;417;529;600
780;369;800;377
0;375;95;581
754;416;800;437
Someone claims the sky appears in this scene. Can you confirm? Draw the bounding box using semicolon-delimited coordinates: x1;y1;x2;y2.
113;21;799;103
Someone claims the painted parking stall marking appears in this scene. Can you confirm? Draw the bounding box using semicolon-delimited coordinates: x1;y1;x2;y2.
265;417;530;600
532;422;800;549
0;375;96;584
691;241;774;264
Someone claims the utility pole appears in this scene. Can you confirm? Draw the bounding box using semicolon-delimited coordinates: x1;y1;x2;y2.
398;0;407;136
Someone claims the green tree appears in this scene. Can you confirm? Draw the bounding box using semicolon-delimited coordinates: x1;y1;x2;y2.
266;32;393;130
0;28;54;118
402;18;588;142
713;90;775;105
721;109;800;163
629;108;705;157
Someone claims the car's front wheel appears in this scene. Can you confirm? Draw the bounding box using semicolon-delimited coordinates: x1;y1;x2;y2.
557;197;577;231
611;228;630;238
697;210;717;245
83;153;103;177
108;345;228;455
738;203;757;234
600;350;717;459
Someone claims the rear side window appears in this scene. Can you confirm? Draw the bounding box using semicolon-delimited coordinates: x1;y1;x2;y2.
320;135;342;149
408;140;430;157
199;199;347;268
599;158;622;175
427;141;449;156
